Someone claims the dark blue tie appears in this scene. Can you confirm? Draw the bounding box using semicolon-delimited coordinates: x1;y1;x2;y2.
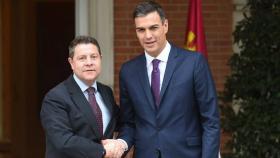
151;59;161;106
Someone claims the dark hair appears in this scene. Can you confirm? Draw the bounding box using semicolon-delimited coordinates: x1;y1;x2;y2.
68;35;101;58
133;0;166;22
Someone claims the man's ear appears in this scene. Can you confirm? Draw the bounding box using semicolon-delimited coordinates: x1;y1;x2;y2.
68;57;74;70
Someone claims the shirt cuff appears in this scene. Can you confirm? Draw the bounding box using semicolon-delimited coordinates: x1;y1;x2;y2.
117;139;128;151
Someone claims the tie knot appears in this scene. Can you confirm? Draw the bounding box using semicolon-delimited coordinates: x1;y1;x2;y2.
152;59;160;69
86;87;96;94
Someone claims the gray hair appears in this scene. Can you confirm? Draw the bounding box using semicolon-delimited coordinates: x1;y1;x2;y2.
68;36;101;58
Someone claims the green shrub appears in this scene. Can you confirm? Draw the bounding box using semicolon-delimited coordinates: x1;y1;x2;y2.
221;0;280;158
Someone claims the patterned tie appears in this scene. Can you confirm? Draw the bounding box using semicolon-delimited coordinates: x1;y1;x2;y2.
151;59;161;106
87;87;103;135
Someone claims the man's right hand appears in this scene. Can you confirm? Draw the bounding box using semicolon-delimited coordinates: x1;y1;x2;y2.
102;139;126;158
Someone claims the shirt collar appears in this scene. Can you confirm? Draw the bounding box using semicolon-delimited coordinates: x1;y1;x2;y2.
73;74;97;93
145;41;171;64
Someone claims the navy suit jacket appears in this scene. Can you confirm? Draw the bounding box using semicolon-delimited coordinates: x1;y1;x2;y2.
118;45;220;158
40;75;119;158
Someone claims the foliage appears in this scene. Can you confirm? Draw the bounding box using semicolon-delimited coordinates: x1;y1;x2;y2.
220;0;280;157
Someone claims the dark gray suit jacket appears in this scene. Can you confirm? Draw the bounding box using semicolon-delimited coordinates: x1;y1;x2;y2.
41;75;119;158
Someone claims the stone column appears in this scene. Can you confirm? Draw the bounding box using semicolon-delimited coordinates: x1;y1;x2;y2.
75;0;114;88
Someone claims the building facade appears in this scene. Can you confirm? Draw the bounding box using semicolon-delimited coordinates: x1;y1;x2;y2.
0;0;246;157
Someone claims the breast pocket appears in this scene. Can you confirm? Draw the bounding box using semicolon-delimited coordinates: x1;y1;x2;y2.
69;110;88;130
170;74;193;91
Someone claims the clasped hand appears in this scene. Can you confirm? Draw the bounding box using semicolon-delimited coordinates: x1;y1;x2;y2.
102;139;126;158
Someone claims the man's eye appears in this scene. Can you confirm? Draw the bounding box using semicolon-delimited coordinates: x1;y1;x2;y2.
150;27;158;31
78;56;86;61
137;29;145;33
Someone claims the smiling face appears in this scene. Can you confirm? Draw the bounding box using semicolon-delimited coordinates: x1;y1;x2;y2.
135;11;168;57
68;43;101;86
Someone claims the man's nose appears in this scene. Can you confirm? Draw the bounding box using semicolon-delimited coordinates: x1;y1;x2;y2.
144;30;152;39
85;58;93;65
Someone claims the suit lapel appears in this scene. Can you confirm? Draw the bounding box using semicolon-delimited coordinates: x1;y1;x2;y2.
97;83;113;115
137;55;155;110
160;46;179;104
97;83;114;135
65;76;102;138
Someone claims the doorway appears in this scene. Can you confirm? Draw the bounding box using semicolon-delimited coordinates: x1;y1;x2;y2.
36;0;74;102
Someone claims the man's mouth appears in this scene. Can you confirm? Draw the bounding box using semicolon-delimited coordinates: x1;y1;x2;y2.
145;41;155;47
84;69;95;72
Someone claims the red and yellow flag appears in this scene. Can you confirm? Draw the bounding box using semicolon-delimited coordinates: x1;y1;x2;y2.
184;0;208;59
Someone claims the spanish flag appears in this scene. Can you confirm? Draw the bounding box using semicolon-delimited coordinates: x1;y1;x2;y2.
184;0;208;59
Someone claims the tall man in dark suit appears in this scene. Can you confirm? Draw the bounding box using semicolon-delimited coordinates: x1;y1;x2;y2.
106;1;221;158
40;36;121;158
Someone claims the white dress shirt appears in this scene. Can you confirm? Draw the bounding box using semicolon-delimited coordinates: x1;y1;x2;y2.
145;42;171;90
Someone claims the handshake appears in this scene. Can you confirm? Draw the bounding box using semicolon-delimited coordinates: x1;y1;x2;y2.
102;139;128;158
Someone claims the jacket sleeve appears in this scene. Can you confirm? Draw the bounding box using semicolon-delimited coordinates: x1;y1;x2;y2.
117;65;135;149
194;54;221;158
